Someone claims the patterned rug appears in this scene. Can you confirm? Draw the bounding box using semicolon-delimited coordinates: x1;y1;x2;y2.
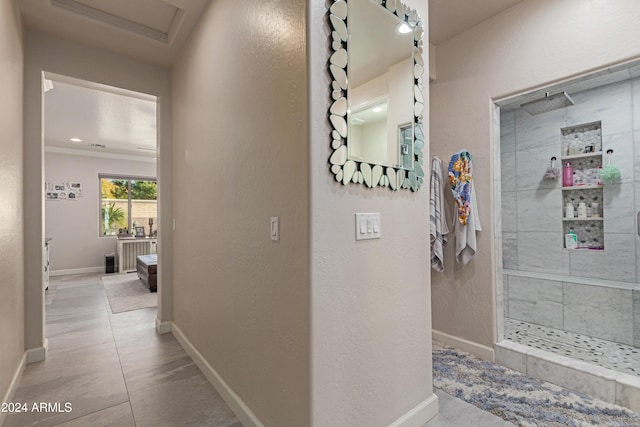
433;341;640;426
102;274;157;314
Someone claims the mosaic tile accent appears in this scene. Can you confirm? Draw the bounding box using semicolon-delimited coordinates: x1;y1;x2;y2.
567;157;603;186
562;221;604;249
563;188;604;248
562;121;602;156
504;318;640;377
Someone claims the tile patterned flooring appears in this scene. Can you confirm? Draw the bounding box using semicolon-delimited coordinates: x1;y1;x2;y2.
5;274;241;427
504;318;640;376
5;273;511;427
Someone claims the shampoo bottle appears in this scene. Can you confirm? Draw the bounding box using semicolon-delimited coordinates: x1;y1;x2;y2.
565;202;574;219
565;227;578;249
577;202;587;218
563;162;574;187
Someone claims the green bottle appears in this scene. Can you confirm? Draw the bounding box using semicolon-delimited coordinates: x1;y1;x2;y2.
565;227;578;249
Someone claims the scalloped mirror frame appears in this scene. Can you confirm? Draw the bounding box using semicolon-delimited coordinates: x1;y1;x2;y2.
328;0;425;191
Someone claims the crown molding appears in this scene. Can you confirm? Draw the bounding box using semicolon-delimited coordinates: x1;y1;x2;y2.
45;146;156;163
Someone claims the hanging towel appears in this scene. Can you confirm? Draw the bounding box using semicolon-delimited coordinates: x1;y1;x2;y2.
448;150;482;266
430;155;449;272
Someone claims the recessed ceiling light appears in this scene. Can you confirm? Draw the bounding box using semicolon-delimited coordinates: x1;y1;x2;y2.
372;107;383;113
396;23;412;34
70;137;82;142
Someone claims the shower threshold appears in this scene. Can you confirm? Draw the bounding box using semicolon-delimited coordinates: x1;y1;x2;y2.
496;318;640;412
504;319;640;376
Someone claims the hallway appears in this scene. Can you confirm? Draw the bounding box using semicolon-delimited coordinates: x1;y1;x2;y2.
5;274;240;427
4;274;512;427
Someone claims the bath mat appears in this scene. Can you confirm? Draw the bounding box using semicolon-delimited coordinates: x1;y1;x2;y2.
101;274;157;314
433;341;640;426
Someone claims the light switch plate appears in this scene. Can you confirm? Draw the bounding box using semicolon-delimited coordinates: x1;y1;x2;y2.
355;213;381;241
271;217;279;241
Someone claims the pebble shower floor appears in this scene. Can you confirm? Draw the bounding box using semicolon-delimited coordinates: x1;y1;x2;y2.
504;318;640;376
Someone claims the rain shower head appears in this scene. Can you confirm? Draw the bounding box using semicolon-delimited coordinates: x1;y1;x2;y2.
520;91;574;115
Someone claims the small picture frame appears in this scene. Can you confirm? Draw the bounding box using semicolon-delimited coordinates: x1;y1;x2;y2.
134;226;146;238
583;145;595;153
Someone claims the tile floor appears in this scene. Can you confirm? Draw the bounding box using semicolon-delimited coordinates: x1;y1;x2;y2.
5;273;509;427
5;273;241;427
505;318;640;376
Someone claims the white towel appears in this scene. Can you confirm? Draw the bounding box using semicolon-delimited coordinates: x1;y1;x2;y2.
454;181;481;265
430;156;449;272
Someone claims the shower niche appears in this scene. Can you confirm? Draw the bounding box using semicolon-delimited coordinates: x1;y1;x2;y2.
560;121;604;250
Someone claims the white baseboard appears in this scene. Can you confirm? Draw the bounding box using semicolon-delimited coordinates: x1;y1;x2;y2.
26;339;48;364
389;393;439;427
155;318;172;335
172;324;264;427
0;353;26;425
433;329;495;362
50;266;103;277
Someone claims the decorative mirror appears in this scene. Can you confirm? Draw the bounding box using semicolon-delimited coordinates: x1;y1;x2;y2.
328;0;425;191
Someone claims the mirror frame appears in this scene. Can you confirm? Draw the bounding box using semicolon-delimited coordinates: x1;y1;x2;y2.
328;0;425;191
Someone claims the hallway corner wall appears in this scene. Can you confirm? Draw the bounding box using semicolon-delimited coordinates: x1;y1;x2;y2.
170;1;310;426
430;0;640;352
309;0;436;425
0;0;24;411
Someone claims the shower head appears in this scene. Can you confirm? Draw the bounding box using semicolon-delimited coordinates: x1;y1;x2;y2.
520;91;574;115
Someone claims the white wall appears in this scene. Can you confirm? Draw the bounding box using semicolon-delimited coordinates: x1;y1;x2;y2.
24;30;172;357
171;0;310;425
430;0;640;352
45;151;156;272
309;0;436;425
0;0;24;412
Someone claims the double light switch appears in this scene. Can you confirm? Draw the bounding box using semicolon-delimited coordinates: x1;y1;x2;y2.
355;213;381;241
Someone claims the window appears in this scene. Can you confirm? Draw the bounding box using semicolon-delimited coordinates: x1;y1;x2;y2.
100;175;157;237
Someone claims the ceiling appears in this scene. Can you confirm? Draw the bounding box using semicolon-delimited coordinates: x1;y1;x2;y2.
24;0;525;159
429;0;524;45
19;0;210;67
44;75;157;159
349;0;414;88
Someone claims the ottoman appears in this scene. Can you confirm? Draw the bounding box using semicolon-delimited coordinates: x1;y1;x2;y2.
136;254;157;292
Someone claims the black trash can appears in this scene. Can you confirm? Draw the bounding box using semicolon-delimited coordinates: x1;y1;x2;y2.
105;253;115;274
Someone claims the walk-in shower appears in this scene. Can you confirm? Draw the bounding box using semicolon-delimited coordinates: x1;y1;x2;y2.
494;61;640;409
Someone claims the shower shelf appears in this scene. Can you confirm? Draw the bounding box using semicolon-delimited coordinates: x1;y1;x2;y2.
561;151;602;161
562;185;602;191
561;121;604;250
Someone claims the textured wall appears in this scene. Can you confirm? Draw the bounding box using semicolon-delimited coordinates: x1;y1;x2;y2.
0;0;23;405
171;0;310;425
44;152;156;271
309;0;435;425
431;0;640;351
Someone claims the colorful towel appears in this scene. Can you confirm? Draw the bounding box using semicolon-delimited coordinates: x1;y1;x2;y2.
430;156;449;272
448;151;473;225
448;151;481;266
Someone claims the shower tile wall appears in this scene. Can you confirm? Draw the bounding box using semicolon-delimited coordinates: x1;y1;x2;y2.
504;273;636;346
501;78;640;346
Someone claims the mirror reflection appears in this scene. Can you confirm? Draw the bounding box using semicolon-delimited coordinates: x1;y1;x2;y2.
347;0;415;170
